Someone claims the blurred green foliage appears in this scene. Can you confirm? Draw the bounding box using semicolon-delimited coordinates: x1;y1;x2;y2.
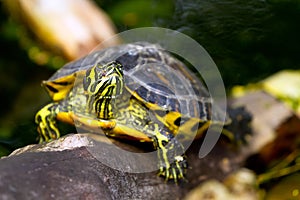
0;3;52;156
97;0;174;29
0;0;299;159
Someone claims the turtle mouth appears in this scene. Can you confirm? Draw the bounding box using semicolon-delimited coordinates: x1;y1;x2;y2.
99;95;117;99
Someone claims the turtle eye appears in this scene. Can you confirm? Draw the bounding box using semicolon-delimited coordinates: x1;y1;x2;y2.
101;71;107;77
94;64;106;78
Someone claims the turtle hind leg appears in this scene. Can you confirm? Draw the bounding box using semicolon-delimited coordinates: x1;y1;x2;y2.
35;102;61;143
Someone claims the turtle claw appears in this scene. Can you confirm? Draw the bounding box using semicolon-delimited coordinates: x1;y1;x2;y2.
158;155;188;183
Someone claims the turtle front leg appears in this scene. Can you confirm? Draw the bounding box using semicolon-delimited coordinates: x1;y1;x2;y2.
35;102;60;143
153;128;188;182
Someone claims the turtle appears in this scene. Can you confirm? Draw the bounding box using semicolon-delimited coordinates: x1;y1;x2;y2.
35;42;229;182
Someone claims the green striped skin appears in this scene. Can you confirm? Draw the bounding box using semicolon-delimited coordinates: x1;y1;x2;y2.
84;62;124;119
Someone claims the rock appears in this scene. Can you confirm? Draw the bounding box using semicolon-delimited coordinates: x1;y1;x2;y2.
183;169;261;200
0;131;247;200
0;134;182;200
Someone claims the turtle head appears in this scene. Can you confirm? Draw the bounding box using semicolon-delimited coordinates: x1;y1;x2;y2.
84;61;124;119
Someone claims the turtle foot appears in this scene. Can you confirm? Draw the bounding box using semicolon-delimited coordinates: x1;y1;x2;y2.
158;155;188;183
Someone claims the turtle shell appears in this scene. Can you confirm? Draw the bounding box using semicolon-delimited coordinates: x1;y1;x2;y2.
43;42;224;122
